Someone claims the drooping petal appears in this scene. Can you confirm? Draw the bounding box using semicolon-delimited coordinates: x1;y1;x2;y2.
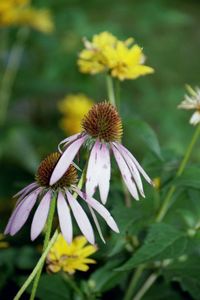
9;188;41;236
13;182;37;198
112;145;139;200
66;190;95;244
76;189;119;233
114;142;145;197
58;133;83;153
57;192;73;244
86;141;101;198
50;136;87;186
88;205;105;243
31;191;51;241
98;143;111;204
15;182;39;206
114;142;152;184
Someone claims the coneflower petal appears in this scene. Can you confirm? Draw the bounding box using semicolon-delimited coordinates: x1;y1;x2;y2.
115;143;152;184
57;192;73;244
87;205;106;243
9;188;41;236
66;190;95;245
31;191;51;241
13;182;37;198
113;142;145;197
98;143;111;204
112;145;139;200
76;189;119;233
50;136;87;186
58;132;83;153
86;141;100;198
15;182;39;206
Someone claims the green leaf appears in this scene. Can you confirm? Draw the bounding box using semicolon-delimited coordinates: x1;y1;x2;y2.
173;167;200;189
125;118;162;160
89;258;125;293
164;255;200;300
117;223;187;271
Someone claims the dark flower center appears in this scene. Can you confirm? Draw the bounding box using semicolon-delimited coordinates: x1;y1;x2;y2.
81;102;123;142
35;152;78;189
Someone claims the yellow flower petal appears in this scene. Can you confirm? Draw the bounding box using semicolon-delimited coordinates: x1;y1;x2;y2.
46;234;97;275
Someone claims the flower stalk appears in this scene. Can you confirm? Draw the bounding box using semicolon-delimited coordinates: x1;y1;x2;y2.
30;193;57;300
14;229;59;300
106;74;116;107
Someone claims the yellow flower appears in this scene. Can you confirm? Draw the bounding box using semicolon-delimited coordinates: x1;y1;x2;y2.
78;31;118;74
104;42;154;81
0;234;9;249
58;94;93;135
77;31;154;80
47;234;97;274
0;0;54;33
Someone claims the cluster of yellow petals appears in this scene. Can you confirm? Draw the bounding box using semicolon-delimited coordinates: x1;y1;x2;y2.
0;0;54;33
78;31;154;81
47;234;97;274
58;93;93;135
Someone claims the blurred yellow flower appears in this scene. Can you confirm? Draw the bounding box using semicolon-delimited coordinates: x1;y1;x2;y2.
47;234;97;274
58;94;93;135
0;234;9;249
78;31;117;74
78;31;154;80
104;42;154;81
0;0;54;33
152;177;161;190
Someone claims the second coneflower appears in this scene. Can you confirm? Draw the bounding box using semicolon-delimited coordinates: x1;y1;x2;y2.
50;102;153;204
4;152;119;244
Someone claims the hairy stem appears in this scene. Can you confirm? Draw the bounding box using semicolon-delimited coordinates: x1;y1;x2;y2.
106;74;116;107
29;194;57;300
123;265;145;300
133;273;158;300
14;229;59;300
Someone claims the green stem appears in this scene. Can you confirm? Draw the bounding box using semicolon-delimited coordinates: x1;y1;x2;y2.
156;123;200;222
106;74;116;106
123;265;145;300
133;273;158;300
0;27;29;127
14;229;59;300
62;273;84;297
115;79;121;109
29;193;57;300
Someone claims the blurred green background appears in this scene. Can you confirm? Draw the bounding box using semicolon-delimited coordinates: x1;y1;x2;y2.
0;0;200;298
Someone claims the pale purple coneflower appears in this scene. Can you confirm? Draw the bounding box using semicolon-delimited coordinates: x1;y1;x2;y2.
178;85;200;126
4;152;119;244
50;102;153;204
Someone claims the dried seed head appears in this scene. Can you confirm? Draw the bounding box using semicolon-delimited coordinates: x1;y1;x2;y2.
36;152;78;189
82;102;123;142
